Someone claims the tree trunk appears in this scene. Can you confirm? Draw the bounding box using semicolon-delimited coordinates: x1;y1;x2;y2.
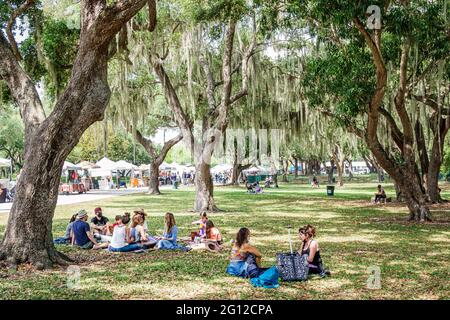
231;163;250;185
0;1;149;268
0;148;69;269
336;160;344;187
397;177;431;222
133;129;182;196
348;160;354;181
148;161;161;195
293;158;298;178
327;160;334;184
194;160;217;212
282;160;289;182
377;167;383;183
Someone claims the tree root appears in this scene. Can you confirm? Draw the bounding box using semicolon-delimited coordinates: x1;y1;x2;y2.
0;244;74;270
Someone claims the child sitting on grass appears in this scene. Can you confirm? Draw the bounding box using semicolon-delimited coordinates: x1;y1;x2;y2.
130;214;157;248
191;212;208;240
108;213;143;252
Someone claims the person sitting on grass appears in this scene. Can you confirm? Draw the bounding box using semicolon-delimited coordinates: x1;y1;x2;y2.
191;212;208;239
246;182;255;193
226;227;268;278
298;224;330;278
107;215;122;235
374;185;387;203
71;210;108;250
53;213;77;245
108;213;143;252
254;182;263;194
130;214;157;248
155;212;190;251
311;176;319;188
91;207;111;238
205;220;223;245
133;209;149;233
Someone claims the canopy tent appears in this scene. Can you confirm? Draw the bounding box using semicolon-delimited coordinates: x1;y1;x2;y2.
0;158;11;168
211;164;233;173
243;165;270;175
244;166;260;173
115;160;136;170
63;161;81;171
95;157;118;170
159;161;172;171
138;164;150;171
89;168;114;178
76;161;99;169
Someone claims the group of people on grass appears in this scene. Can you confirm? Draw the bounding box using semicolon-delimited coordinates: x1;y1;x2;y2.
246;181;263;194
54;207;223;253
227;224;330;281
54;207;329;283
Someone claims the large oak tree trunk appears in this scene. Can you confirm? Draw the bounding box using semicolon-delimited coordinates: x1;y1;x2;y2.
0;150;67;269
0;0;148;268
353;19;432;221
194;160;217;212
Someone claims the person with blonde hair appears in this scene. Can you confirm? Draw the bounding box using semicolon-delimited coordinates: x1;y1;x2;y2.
129;214;156;248
156;212;190;251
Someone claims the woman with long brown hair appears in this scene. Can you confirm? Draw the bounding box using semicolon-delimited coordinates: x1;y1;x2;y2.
156;212;190;251
298;224;330;277
226;227;268;278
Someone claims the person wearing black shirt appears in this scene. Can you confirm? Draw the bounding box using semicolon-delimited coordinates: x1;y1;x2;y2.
91;207;110;235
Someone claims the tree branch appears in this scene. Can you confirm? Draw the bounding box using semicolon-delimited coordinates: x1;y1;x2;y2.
0;31;46;136
6;0;35;61
379;107;404;150
199;55;217;110
156;133;183;163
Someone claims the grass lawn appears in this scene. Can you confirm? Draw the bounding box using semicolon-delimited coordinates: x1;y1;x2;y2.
0;179;449;300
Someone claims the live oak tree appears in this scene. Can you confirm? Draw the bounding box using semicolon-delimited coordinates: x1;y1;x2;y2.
107;55;183;195
125;0;266;211
0;0;150;269
289;0;449;221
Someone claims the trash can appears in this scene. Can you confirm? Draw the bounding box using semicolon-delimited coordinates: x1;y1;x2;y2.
326;185;335;196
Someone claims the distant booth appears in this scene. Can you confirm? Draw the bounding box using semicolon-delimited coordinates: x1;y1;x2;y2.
60;161;86;194
89;157;136;189
243;165;271;184
134;164;150;187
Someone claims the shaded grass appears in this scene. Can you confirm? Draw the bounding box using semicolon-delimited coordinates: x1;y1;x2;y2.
0;181;449;300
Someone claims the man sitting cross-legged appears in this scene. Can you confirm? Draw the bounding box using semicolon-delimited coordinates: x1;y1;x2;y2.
71;210;108;250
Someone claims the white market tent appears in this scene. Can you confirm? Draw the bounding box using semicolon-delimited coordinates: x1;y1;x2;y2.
76;161;99;169
243;165;270;175
0;157;11;168
211;164;233;173
90;157;118;177
138;164;150;171
96;157;118;170
63;161;81;171
244;166;260;173
115;160;136;170
159;161;172;171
